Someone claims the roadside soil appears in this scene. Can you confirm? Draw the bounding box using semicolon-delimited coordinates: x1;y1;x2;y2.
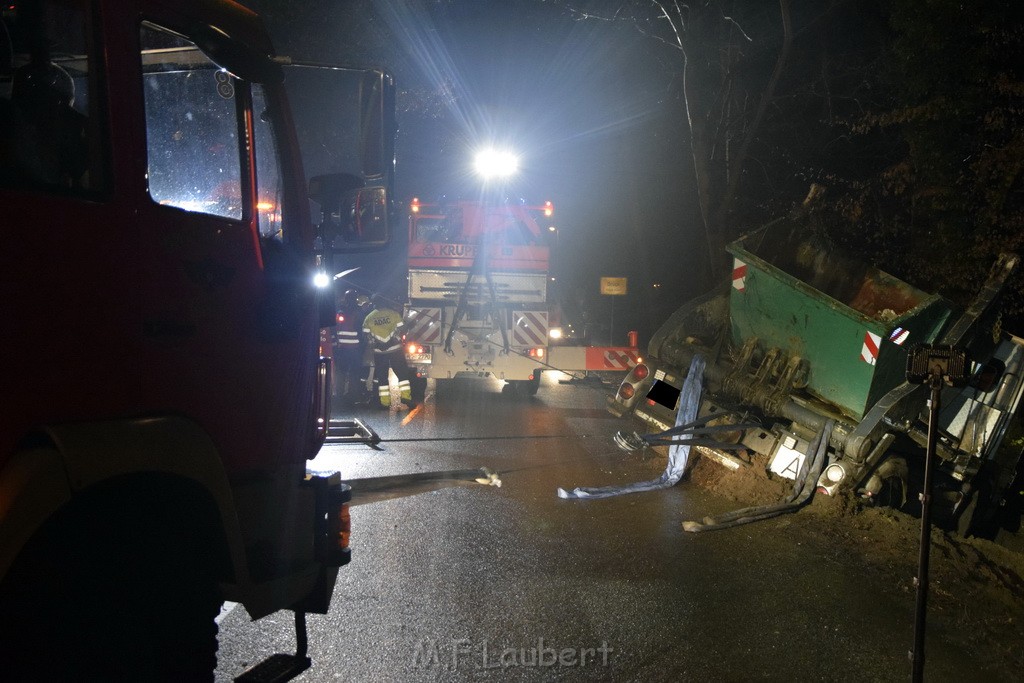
678;449;1024;673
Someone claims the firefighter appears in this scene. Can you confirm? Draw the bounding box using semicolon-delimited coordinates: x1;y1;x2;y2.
362;295;415;409
334;289;368;405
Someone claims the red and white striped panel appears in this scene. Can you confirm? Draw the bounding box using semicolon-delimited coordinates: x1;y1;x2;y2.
889;327;910;346
405;308;442;343
585;347;641;370
732;258;748;292
512;310;548;346
860;331;881;365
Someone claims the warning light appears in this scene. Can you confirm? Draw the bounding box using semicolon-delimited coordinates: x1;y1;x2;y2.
336;503;351;551
543;200;554;217
336;313;345;324
407;342;424;355
528;348;545;359
410;197;421;213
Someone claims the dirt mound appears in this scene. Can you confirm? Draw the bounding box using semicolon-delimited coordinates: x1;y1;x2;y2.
688;450;791;505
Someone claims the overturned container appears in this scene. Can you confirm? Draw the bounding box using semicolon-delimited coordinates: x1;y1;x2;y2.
727;221;954;420
609;217;1024;540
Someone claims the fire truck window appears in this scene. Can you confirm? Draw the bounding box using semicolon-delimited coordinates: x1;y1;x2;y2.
140;23;244;220
506;220;536;246
416;218;448;243
252;84;283;241
0;0;106;193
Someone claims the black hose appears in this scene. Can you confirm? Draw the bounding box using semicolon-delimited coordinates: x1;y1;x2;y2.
682;419;834;532
365;433;594;444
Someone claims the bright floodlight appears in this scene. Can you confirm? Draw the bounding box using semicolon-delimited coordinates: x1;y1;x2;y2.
474;149;519;179
313;271;330;289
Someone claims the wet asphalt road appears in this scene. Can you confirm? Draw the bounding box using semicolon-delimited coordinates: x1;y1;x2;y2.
213;374;992;682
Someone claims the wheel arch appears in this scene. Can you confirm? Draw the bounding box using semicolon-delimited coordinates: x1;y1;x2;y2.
0;416;246;586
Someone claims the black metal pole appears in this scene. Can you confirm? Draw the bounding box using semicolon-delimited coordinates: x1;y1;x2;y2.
295;610;310;663
911;371;942;682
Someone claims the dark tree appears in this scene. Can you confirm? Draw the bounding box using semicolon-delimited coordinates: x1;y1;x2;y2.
562;1;895;278
815;0;1024;315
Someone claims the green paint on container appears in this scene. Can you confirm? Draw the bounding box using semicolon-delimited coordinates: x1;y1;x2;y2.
727;221;953;420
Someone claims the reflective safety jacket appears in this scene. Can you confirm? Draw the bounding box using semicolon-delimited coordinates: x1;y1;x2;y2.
335;303;365;348
362;307;405;353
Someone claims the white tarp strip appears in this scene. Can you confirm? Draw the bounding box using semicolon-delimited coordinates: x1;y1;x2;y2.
557;354;706;499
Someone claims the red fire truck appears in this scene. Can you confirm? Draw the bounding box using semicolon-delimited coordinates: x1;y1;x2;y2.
404;196;555;395
404;196;641;395
0;0;392;678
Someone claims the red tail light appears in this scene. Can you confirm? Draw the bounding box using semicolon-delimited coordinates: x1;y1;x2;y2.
632;364;650;381
619;384;636;400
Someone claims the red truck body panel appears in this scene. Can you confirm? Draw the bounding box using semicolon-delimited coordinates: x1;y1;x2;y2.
2;0;319;472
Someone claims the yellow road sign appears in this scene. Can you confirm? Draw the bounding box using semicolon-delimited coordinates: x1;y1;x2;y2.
600;277;628;296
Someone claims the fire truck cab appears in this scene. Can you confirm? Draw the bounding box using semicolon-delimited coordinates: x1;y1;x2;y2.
0;0;393;677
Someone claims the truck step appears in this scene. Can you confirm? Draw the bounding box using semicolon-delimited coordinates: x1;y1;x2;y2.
236;611;312;683
325;418;381;446
234;653;311;683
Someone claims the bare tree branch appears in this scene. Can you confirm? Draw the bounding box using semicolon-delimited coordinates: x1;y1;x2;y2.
721;15;753;42
714;0;793;241
653;1;685;49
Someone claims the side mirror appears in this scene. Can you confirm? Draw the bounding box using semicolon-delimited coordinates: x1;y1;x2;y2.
970;357;1005;393
282;64;395;253
308;173;389;250
346;186;388;247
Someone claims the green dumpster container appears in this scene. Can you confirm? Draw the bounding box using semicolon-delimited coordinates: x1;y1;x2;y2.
726;221;954;420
